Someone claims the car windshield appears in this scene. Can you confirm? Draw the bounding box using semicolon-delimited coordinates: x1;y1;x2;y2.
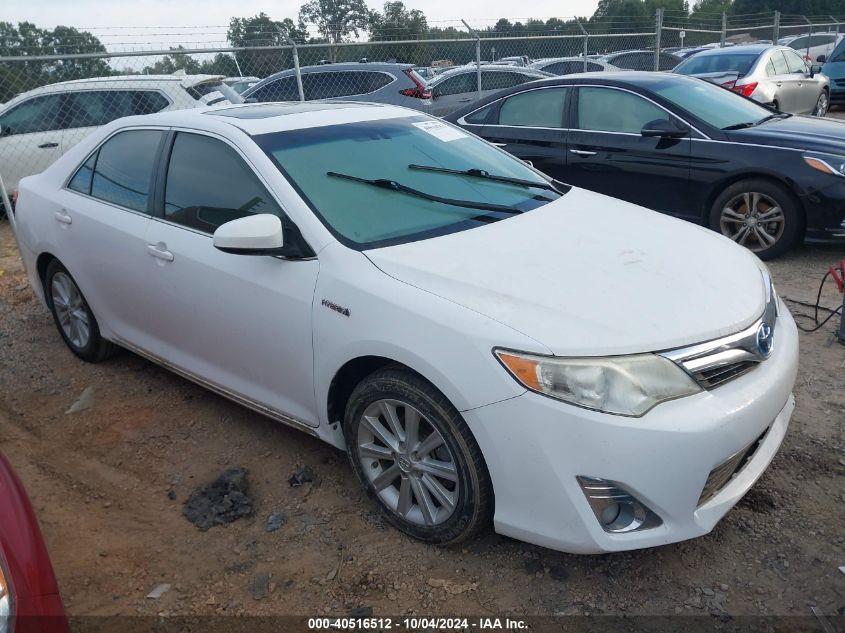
828;38;845;63
255;116;562;249
674;53;760;76
648;76;773;130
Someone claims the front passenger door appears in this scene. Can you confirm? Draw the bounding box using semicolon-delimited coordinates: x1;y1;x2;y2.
143;131;320;426
566;86;692;218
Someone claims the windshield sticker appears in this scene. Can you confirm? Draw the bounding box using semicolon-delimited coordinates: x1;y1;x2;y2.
413;120;468;142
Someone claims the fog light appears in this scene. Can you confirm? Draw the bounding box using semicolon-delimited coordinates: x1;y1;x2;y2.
577;476;662;533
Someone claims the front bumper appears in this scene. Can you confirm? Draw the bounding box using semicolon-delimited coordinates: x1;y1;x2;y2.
464;302;799;554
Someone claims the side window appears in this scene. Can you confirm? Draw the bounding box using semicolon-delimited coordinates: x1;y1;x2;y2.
64;91;170;129
659;54;679;70
587;62;605;72
464;104;492;124
481;71;526;91
361;72;392;93
303;72;362;99
435;73;474;96
249;77;299;102
788;37;807;50
783;49;808;73
0;94;63;136
770;51;790;75
67;152;97;195
90;130;163;213
576;87;667;134
611;54;636;69
498;88;567;128
164;132;284;233
766;58;777;76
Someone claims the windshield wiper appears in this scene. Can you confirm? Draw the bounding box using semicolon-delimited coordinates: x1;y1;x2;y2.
408;163;565;194
723;112;790;131
326;172;524;214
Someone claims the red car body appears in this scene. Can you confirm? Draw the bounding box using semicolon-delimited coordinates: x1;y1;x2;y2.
0;453;68;633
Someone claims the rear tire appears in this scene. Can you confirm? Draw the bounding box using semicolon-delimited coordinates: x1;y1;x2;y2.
344;366;493;545
44;259;119;362
708;179;801;260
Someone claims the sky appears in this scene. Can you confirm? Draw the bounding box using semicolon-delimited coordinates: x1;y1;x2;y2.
5;0;603;33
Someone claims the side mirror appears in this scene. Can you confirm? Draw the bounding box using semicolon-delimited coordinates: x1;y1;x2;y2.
816;54;827;63
213;214;285;255
641;118;689;139
810;64;823;77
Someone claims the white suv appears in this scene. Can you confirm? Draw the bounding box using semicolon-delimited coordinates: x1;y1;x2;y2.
782;32;844;63
0;74;241;199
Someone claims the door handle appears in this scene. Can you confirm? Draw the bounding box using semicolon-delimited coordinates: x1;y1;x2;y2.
54;209;72;225
38;142;59;149
776;81;782;87
570;149;597;157
459;98;472;102
147;244;174;262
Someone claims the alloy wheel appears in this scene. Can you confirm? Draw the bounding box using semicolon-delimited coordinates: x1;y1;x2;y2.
356;399;459;527
719;191;785;253
50;272;90;349
815;92;829;117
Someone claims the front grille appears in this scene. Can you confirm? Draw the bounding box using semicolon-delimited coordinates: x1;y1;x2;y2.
660;270;778;390
836;78;845;87
694;360;757;389
697;429;768;507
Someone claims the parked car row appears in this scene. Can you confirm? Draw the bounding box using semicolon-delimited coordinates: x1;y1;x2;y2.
673;45;829;116
0;74;243;194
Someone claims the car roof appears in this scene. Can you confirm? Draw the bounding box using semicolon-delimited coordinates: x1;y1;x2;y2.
431;64;546;81
689;44;773;57
111;101;419;136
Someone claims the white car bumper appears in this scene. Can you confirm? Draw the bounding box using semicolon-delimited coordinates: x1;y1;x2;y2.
464;303;798;553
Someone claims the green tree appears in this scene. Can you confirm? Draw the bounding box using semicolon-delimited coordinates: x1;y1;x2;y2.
0;22;112;102
298;0;370;61
228;13;307;77
369;2;427;41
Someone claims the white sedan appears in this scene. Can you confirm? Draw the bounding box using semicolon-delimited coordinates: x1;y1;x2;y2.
12;103;798;553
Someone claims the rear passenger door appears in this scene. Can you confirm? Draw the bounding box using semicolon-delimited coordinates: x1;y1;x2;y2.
62;89;171;153
430;73;476;116
782;49;821;113
768;50;802;112
0;94;64;191
143;131;320;426
57;128;165;345
469;87;569;181
565;86;692;218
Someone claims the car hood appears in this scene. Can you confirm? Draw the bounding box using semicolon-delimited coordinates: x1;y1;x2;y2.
365;188;766;356
727;113;845;153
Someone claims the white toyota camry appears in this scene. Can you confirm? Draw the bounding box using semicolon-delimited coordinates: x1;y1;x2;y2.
12;102;798;553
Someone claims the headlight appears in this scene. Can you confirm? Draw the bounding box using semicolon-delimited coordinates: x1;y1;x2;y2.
0;558;12;633
495;349;701;417
803;151;845;177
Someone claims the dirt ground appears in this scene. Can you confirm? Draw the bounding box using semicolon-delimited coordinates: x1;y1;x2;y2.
0;213;843;626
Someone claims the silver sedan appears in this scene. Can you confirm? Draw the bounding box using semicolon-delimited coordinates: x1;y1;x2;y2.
673;44;830;116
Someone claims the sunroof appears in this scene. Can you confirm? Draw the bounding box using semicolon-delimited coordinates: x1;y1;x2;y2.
208;102;375;119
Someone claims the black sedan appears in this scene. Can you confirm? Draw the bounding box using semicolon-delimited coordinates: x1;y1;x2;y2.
445;72;845;259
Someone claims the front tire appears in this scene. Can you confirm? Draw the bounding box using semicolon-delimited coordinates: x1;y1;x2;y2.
814;90;830;117
344;366;493;545
44;259;118;362
708;179;801;260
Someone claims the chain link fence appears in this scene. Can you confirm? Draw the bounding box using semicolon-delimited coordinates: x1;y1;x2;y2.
0;10;842;230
